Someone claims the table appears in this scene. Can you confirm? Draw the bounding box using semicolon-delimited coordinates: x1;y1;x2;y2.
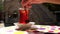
0;26;28;34
0;25;60;34
34;25;60;33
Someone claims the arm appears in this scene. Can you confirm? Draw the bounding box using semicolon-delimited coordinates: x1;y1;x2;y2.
31;0;60;4
22;0;60;6
21;0;60;8
45;0;60;4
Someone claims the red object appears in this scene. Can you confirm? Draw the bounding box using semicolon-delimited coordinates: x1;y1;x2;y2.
48;30;54;33
19;8;29;24
58;28;60;30
19;0;30;24
58;33;60;34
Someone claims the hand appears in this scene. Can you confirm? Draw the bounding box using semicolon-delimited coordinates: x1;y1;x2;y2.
21;0;45;6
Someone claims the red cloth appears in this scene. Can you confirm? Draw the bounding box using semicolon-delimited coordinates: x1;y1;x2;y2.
19;9;29;24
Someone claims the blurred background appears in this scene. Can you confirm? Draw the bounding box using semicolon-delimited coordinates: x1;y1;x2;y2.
0;0;60;26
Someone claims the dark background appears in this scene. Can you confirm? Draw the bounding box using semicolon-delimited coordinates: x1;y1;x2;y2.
29;3;60;25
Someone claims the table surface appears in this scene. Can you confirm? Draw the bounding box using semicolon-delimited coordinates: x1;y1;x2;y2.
0;25;60;34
